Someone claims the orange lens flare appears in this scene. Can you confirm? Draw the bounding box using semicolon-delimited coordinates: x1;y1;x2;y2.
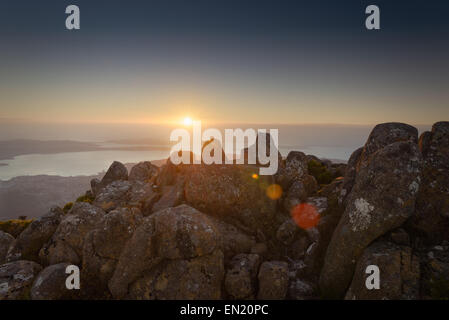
291;203;320;230
252;173;259;180
266;184;282;200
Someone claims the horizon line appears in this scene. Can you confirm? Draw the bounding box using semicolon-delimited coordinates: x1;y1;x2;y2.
0;117;436;128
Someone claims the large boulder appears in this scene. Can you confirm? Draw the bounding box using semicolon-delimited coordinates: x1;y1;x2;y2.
345;241;420;300
156;157;184;186
128;161;158;183
276;218;300;246
30;263;75;300
209;217;256;261
127;181;160;215
100;161;128;186
320;140;422;298
6;206;64;263
408;122;449;245
340;123;418;206
276;151;308;189
92;180;132;213
91;161;128;195
127;249;224;300
358;122;418;167
39;202;105;266
224;254;261;299
0;260;42;300
108;205;219;298
82;207;143;296
151;180;184;213
184;164;278;237
0;231;14;265
257;261;289;300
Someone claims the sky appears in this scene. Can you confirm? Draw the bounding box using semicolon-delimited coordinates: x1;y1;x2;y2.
0;0;448;129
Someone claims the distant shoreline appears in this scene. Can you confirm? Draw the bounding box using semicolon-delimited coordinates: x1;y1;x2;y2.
0;139;171;161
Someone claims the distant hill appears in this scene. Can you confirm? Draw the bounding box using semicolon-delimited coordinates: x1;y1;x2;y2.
0;161;166;220
0;174;101;220
0;140;101;161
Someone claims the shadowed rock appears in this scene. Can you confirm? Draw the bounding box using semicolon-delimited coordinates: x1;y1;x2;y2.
359;122;418;167
345;241;419;300
30;263;76;300
257;261;289;300
128;249;224;300
151;180;184;213
39;202;106;266
81;207;143;297
6;206;64;263
224;254;261;299
108;205;219;298
276;151;308;189
0;231;14;264
184;164;278;237
408;121;449;245
339;147;363;205
320;141;422;298
0;260;42;300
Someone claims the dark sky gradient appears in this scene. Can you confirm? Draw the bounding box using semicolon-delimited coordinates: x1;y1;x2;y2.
0;0;448;125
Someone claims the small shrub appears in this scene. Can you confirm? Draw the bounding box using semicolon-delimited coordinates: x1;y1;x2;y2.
63;202;73;213
0;219;33;237
317;171;334;185
308;160;335;185
76;193;94;204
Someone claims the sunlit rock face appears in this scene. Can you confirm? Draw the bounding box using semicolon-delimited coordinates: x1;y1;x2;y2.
108;205;225;299
320;123;423;299
184;163;280;238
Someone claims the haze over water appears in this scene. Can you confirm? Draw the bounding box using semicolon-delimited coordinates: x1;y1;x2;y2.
0;121;431;180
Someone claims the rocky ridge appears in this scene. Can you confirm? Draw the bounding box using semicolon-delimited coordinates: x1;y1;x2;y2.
0;122;448;300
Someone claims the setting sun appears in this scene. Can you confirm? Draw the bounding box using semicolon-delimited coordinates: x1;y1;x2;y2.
183;117;193;126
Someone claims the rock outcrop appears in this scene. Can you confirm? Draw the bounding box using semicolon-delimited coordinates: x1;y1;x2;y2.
128;161;158;183
6;206;64;263
1;122;448;301
184;164;278;237
408;122;449;245
320;123;423;298
39;202;106;266
81;207;143;297
91;161;128;196
108;205;221;298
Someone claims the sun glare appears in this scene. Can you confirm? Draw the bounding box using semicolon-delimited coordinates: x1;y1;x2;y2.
183;117;193;126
